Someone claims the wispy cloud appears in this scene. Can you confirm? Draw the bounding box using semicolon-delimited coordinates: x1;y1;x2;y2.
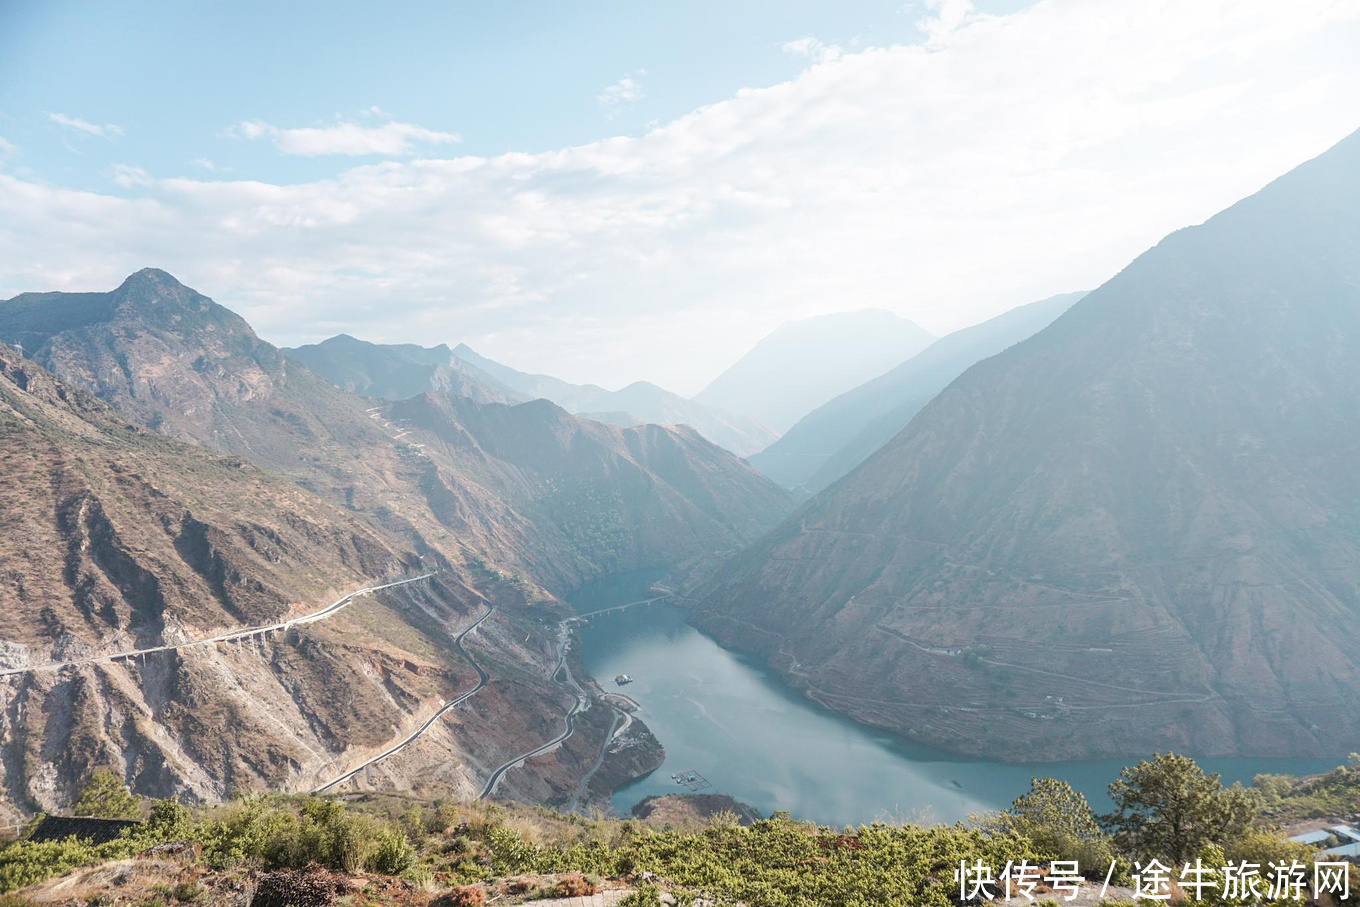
598;72;646;117
0;136;15;155
4;0;1360;393
192;158;233;173
227;118;462;157
108;164;152;188
781;37;842;63
48;112;123;137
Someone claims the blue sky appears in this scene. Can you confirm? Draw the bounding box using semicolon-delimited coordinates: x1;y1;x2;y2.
2;0;1027;189
2;0;1358;393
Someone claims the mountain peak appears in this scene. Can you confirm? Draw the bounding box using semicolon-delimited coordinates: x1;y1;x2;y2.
119;267;186;289
695;308;936;433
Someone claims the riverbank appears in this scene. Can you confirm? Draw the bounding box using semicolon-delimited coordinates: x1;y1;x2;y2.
572;595;1339;826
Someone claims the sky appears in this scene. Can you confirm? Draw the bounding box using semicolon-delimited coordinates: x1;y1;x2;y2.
1;0;1358;395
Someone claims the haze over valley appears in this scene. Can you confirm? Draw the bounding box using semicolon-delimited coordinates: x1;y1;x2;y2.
2;3;1360;904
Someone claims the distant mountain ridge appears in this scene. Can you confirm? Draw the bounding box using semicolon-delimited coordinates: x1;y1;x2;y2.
286;334;525;405
749;292;1085;490
451;343;779;457
694;309;935;434
285;334;776;457
695;128;1360;763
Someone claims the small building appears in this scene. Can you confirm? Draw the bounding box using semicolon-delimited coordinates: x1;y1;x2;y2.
27;815;142;845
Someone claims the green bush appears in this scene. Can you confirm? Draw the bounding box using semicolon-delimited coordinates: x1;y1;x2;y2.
70;770;141;820
365;826;414;875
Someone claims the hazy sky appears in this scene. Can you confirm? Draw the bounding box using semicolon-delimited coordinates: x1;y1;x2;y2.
2;0;1358;394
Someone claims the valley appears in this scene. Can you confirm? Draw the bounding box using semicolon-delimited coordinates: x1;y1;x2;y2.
6;8;1360;904
571;573;1337;826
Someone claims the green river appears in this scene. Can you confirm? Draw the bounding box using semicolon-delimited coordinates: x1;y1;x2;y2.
571;569;1337;826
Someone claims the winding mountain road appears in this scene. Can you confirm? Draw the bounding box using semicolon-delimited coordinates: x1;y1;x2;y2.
0;572;437;679
313;603;495;792
479;624;589;799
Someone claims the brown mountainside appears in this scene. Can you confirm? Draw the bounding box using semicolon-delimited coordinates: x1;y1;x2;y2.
695;129;1360;762
0;272;789;819
0;343;592;823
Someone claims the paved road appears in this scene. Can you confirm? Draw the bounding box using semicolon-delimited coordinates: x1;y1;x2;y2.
564;704;622;813
480;623;588;799
313;603;494;792
0;572;437;679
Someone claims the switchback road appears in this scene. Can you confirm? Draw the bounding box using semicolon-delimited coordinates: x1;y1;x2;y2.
313;603;495;792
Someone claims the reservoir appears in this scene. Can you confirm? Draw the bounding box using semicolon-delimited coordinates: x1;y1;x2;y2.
571;570;1339;827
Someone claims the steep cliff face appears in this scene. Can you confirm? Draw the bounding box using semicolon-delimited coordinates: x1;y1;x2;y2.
696;130;1360;762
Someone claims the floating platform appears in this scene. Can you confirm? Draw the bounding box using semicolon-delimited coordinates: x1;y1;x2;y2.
615;674;634;685
670;770;711;791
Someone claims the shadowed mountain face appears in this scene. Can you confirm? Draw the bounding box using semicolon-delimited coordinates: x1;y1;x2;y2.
285;334;525;405
384;393;792;587
749;293;1085;491
450;343;778;457
694;309;936;435
695;129;1360;762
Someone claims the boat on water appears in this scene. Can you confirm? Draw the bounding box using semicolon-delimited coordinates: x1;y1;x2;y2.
615;673;633;685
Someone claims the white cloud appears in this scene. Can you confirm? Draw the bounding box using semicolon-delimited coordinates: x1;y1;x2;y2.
192;158;233;173
917;0;988;47
598;74;646;116
5;0;1360;394
228;118;462;156
782;37;843;63
48;113;123;137
0;136;15;155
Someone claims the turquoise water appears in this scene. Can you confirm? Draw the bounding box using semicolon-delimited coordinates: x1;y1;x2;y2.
570;570;1339;827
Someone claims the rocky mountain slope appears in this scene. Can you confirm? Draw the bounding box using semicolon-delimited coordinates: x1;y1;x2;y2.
0;342;601;824
0;272;791;818
749;293;1084;490
695;309;935;434
695;129;1360;762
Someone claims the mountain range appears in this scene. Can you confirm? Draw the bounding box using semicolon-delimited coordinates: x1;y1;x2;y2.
695;128;1360;762
694;309;936;435
286;335;777;457
0;269;791;817
749;292;1085;490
